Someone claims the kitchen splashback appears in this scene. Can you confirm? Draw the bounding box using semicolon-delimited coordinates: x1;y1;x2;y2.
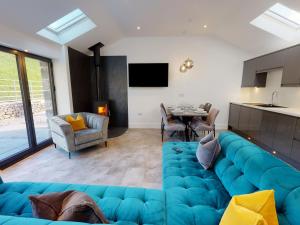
240;69;300;108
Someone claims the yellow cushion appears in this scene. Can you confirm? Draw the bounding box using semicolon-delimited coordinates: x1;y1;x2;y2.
65;114;87;131
220;190;278;225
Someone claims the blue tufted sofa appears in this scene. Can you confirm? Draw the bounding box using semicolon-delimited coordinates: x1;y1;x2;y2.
1;131;300;225
0;182;165;225
163;131;300;225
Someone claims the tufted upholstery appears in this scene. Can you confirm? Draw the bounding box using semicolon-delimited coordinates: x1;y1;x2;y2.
217;132;300;225
163;142;230;225
163;132;300;225
0;182;165;225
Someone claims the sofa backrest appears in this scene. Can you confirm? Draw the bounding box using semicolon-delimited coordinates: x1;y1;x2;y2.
215;132;300;225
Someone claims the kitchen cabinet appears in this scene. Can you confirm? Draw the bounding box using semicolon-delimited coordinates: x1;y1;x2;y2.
248;108;263;140
259;111;277;148
256;50;285;72
242;44;300;87
272;114;296;157
229;103;300;168
228;103;240;130
241;60;267;87
238;106;251;134
282;45;300;86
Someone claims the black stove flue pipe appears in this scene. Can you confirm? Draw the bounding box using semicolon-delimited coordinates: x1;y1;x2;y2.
88;42;104;101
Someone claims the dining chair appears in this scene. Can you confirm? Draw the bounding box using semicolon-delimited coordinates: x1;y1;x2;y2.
190;108;220;138
204;103;212;112
160;104;186;142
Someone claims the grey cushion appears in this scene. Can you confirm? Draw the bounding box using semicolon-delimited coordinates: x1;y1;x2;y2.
199;132;214;145
74;129;102;145
196;139;221;170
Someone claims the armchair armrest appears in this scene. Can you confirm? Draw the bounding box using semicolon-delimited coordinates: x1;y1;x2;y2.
84;113;109;140
49;116;75;151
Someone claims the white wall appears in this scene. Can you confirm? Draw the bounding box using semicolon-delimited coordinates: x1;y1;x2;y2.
0;24;73;114
240;69;300;108
102;36;249;129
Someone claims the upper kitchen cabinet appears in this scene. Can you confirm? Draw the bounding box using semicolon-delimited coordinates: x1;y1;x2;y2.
256;50;285;72
282;45;300;86
241;60;267;87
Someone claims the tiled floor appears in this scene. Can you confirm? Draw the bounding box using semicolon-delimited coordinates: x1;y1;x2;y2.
1;129;166;189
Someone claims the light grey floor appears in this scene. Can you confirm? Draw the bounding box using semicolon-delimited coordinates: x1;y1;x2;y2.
1;129;164;189
0;129;218;189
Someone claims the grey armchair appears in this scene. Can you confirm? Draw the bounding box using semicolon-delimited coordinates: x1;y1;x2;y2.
49;112;109;158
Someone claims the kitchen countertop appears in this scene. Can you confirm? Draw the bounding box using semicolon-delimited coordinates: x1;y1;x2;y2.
231;102;300;118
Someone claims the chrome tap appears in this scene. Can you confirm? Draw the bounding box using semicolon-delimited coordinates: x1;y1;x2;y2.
271;90;279;105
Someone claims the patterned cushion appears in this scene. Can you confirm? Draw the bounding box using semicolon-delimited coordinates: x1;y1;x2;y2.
0;183;165;225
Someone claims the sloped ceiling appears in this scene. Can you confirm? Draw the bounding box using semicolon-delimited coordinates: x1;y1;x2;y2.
0;0;300;56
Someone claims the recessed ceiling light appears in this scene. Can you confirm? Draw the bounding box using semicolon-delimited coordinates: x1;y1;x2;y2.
203;25;208;29
137;26;141;30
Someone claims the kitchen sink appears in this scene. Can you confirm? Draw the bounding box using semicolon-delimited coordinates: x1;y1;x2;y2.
256;104;287;108
244;103;287;108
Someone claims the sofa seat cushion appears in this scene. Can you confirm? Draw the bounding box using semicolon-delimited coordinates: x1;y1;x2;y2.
163;142;231;225
0;182;165;225
74;129;102;145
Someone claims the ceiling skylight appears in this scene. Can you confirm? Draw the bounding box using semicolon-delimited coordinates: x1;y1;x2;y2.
37;9;96;45
250;3;300;41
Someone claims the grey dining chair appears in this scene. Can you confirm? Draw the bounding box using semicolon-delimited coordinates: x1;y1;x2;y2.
160;104;186;142
204;103;212;112
190;108;219;138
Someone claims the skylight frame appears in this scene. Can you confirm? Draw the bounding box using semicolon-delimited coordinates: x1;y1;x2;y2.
37;8;96;45
47;9;87;34
265;3;300;29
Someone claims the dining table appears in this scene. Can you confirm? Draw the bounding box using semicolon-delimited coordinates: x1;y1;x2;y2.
168;106;208;141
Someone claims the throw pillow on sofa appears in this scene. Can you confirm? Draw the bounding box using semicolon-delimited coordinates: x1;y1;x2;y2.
220;190;278;225
29;190;109;224
196;138;221;170
199;132;214;144
66;114;87;131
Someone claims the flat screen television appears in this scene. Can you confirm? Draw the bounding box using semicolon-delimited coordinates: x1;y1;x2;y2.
128;63;168;87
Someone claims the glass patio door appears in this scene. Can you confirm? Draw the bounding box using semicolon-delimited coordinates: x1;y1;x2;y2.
25;57;55;144
0;46;56;167
0;51;29;161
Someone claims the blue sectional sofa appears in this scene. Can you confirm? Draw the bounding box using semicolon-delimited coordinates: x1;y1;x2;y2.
0;182;165;225
163;131;300;225
1;131;300;225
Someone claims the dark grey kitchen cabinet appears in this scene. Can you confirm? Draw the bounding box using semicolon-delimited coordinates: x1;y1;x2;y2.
282;46;300;86
256;50;285;72
241;60;256;87
248;108;263;140
228;103;240;130
259;111;277;148
293;119;300;141
241;60;267;87
272;114;297;157
238;106;251;135
291;140;300;163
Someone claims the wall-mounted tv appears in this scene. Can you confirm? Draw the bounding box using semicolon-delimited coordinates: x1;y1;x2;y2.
128;63;168;87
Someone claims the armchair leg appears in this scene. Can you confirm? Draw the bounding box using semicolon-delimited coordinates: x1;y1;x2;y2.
68;152;71;159
105;141;108;147
53;143;56;148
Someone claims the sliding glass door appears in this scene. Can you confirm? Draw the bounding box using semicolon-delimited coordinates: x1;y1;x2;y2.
25;57;55;144
0;46;56;167
0;51;29;160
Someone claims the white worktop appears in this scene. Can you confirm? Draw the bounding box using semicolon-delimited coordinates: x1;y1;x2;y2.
231;102;300;118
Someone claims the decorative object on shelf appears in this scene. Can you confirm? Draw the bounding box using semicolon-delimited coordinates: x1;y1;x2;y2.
179;57;194;73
